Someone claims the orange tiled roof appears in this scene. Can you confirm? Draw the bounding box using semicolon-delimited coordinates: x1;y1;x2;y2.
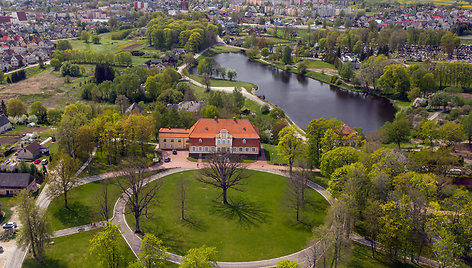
338;124;358;136
159;128;191;138
189;118;259;139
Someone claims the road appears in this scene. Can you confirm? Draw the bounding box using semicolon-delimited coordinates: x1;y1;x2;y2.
5;147;97;268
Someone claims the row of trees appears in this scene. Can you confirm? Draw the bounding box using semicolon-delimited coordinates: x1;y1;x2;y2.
81;65;180;104
145;14;219;52
52;50;133;67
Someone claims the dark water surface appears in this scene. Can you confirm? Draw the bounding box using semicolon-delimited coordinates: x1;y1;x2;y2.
209;53;395;133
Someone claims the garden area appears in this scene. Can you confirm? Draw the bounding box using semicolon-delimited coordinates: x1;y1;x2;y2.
126;170;330;261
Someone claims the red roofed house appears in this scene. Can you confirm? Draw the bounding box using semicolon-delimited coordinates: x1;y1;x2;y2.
335;124;360;147
158;128;191;150
158;118;260;158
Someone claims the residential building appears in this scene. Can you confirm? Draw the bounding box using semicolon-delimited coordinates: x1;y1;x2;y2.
0;173;37;196
188;118;260;158
159;128;191;149
0;115;12;134
17;141;48;161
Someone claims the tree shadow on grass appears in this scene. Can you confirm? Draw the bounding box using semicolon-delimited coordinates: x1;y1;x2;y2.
52;201;92;229
23;257;68;268
211;198;270;228
180;216;209;232
142;214;186;255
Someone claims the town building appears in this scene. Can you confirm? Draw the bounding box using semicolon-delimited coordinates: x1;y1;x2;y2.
159;128;191;150
0;115;12;134
17;141;48;161
159;118;261;158
0;173;37;196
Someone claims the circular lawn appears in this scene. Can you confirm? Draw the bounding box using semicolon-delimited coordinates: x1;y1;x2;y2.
126;170;329;261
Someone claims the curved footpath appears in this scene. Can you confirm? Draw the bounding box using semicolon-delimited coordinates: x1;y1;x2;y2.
178;40;306;139
111;167;334;268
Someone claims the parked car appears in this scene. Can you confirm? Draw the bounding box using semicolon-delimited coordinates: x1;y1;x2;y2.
0;246;3;253
164;157;171;163
34;159;41;164
172;149;177;155
2;222;17;229
41;159;48;165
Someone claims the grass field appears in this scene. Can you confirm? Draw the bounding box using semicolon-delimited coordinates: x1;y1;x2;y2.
262;143;287;165
22;228;136;268
46;177;125;231
188;74;257;92
126;170;329;261
200;46;243;58
46;168;163;231
67;35;148;66
305;60;336;70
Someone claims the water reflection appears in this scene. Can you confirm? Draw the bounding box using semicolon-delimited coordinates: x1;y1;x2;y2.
192;53;396;133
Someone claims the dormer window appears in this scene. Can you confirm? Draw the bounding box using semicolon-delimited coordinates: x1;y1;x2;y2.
199;138;202;143
242;139;246;144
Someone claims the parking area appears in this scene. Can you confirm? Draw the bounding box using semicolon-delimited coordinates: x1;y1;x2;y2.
0;207;20;268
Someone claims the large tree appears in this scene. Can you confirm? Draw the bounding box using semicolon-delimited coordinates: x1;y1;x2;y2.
16;190;52;264
57;104;88;158
357;54;390;90
377;64;410;98
90;223;123;268
277;126;302;175
181;246;217;268
306;118;342;169
7;99;27;117
461;112;472;144
130;233;168;268
197;152;248;205
47;153;82;209
117;158;162;233
383;115;411;149
30;101;47;124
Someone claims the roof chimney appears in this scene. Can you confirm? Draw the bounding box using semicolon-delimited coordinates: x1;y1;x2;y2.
233;117;237;122
214;116;218;121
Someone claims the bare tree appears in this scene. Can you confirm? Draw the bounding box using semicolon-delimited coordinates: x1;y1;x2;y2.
47;153;82;209
96;179;111;221
197;152;248;205
177;176;188;221
117;158;161;233
327;196;355;268
285;172;307;222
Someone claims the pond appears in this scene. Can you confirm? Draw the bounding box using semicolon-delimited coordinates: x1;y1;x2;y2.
204;53;396;134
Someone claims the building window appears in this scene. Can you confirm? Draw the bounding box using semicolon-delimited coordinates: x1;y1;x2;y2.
233;147;237;152
163;139;167;142
252;147;256;152
192;146;196;151
205;146;209;152
199;138;202;143
211;146;215;152
242;139;246;144
171;139;174;142
239;147;243;152
198;146;202;151
178;139;181;142
246;147;249;152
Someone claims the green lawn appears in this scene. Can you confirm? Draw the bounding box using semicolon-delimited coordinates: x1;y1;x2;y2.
46;177;125;231
0;196;15;225
188;74;257;91
46;169;163;231
22;228;136;268
262;143;286;165
305;60;336;70
200;46;243;58
127;170;329;261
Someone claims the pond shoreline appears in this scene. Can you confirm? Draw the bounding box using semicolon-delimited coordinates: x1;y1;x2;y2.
203;51;396;133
